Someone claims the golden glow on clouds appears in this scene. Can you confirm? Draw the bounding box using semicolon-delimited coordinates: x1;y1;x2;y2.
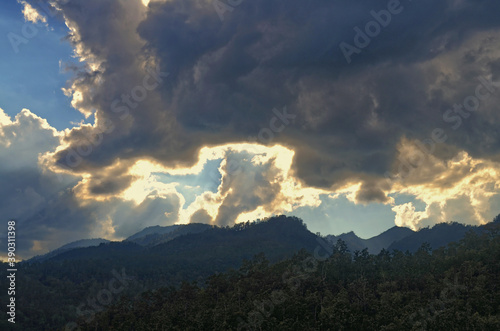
390;148;500;230
62;86;93;118
52;132;500;232
235;207;269;224
0;108;10;126
32;113;500;234
329;183;362;203
111;143;330;224
20;1;47;24
0;108;62;150
0;108;12;147
1;105;498;257
131;144;297;177
121;173;180;205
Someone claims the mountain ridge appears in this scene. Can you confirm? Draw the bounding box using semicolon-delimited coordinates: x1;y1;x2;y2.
25;238;111;263
29;217;499;262
8;214;499;331
326;226;415;254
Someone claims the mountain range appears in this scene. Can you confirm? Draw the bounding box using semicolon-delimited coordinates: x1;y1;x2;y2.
7;214;499;331
29;216;494;264
326;226;415;254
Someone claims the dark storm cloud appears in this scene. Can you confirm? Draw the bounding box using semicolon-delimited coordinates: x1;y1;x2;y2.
355;179;392;204
30;0;500;198
2;0;500;259
87;174;136;195
75;160;138;197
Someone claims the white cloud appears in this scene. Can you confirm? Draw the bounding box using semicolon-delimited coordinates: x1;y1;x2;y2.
0;108;61;169
19;1;47;25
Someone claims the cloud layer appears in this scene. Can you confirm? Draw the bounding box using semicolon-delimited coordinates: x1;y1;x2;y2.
2;0;500;258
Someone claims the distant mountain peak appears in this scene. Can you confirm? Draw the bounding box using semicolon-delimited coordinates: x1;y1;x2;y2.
326;226;415;254
25;238;111;263
126;223;214;246
126;224;181;242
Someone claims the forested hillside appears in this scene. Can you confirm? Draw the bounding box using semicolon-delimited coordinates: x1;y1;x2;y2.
83;221;500;330
1;215;499;330
1;216;319;330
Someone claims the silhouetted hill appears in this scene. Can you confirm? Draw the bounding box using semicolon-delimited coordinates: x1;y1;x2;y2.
84;221;500;331
10;216;323;330
388;222;483;252
148;216;321;264
25;238;110;263
4;214;500;331
333;231;367;252
326;226;414;254
126;223;213;246
50;240;142;261
50;216;320;268
365;226;415;253
29;215;321;293
326;222;496;255
126;224;181;242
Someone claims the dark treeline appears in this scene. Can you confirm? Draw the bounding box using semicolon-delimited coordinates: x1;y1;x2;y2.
0;216;318;330
81;222;500;330
1;215;499;330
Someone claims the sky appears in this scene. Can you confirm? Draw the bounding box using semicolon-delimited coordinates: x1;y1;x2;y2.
1;0;499;259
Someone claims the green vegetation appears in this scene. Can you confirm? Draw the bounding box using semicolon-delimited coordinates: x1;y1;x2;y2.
1;216;499;330
83;221;500;330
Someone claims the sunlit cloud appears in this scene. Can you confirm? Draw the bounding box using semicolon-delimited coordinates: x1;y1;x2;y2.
19;0;47;25
106;144;329;226
390;149;500;230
